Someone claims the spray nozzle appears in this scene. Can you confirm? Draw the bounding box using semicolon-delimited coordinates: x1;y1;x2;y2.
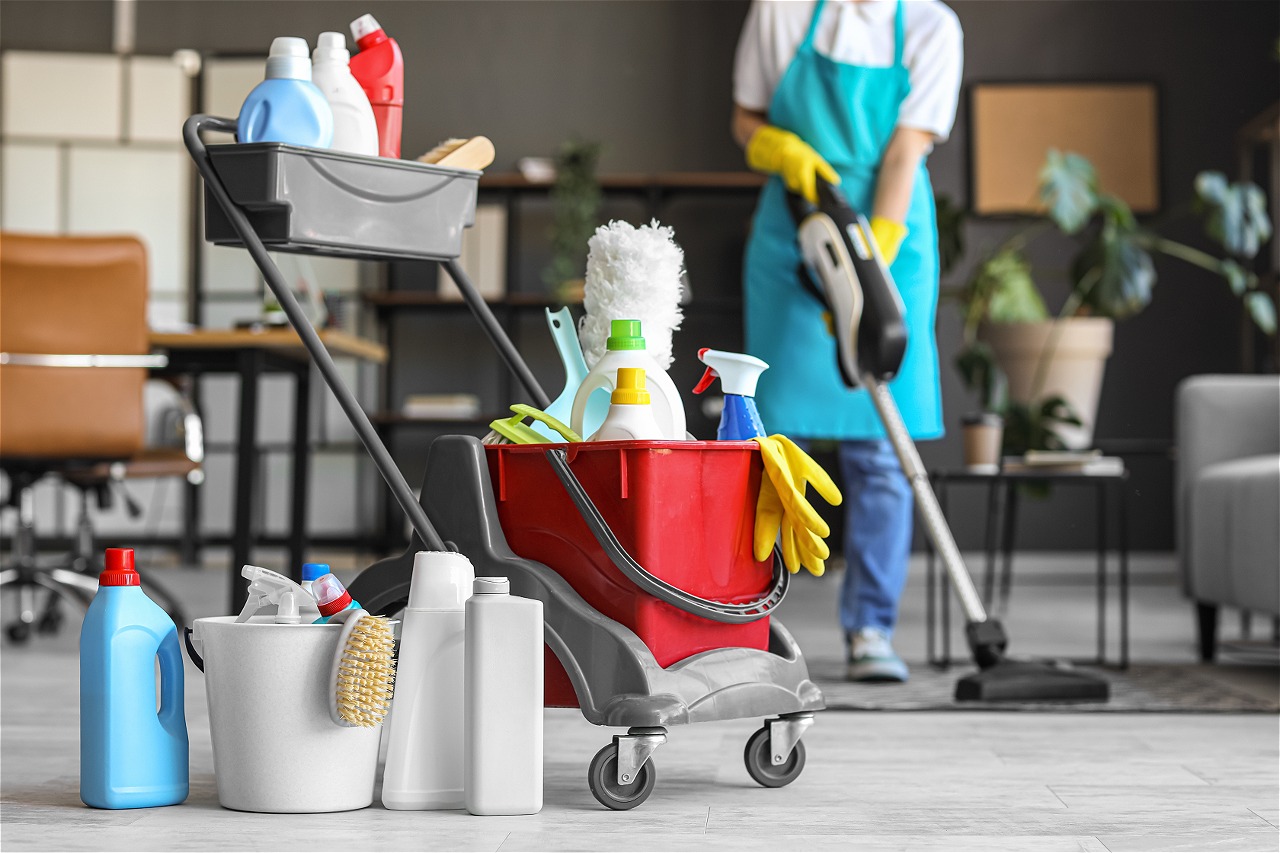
236;565;320;624
692;348;769;398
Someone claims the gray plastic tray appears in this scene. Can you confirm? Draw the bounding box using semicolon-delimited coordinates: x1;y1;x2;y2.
203;142;479;262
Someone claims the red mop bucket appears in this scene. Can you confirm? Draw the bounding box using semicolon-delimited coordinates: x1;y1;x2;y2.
485;440;776;707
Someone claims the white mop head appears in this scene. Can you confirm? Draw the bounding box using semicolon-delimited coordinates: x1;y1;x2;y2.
579;219;685;369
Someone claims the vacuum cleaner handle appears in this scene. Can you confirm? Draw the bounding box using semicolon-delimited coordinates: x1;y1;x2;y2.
544;448;788;624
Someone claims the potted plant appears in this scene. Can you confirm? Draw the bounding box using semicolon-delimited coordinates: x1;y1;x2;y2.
542;140;603;304
950;150;1274;452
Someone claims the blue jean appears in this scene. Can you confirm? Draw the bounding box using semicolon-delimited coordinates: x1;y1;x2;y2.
836;440;913;636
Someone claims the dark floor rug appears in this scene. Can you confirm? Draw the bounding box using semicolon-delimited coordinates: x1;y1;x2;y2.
812;659;1280;712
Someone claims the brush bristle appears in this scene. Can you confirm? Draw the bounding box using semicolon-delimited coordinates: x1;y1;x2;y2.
418;138;467;164
334;614;396;728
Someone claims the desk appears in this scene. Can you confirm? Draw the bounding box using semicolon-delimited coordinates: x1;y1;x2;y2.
150;329;386;612
925;462;1130;669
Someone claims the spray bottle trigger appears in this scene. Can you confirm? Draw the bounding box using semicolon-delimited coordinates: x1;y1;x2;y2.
235;565;320;624
693;365;718;395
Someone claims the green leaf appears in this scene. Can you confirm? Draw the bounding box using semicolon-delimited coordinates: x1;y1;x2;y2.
976;250;1048;324
953;341;1005;412
543;140;604;290
1220;259;1251;296
1196;171;1273;259
1039;150;1098;234
1003;396;1084;456
1245;291;1277;335
1073;221;1156;319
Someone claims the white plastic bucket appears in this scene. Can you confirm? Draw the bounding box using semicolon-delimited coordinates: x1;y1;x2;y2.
189;616;382;813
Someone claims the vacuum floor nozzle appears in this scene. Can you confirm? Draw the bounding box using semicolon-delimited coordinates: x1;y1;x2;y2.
955;657;1110;703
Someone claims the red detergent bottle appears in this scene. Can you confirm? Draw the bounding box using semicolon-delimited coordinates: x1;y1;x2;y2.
349;13;403;158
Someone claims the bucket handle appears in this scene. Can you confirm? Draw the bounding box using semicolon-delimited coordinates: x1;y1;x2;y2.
183;627;205;673
544;447;788;624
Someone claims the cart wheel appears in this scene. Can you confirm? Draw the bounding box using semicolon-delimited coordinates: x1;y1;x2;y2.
36;606;63;635
744;725;806;788
6;622;31;644
588;743;656;810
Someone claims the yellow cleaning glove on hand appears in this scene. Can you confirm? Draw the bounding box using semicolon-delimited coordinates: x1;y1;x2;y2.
869;216;908;265
752;435;843;576
746;126;840;204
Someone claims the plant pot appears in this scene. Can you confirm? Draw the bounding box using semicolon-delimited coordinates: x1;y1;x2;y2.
978;318;1114;449
961;413;1004;473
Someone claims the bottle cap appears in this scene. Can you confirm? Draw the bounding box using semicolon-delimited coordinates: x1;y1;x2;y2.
312;32;350;63
611;367;651;405
606;319;646;351
408;551;475;610
472;577;510;595
265;37;312;81
301;562;329;583
99;548;140;586
312;572;354;616
350;13;387;47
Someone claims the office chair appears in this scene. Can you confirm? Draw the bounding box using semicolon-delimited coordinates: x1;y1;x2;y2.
0;232;198;642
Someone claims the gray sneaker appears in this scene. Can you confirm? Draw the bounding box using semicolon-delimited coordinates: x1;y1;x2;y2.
847;628;909;683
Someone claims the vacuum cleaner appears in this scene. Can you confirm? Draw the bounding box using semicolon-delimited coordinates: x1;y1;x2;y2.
790;180;1110;703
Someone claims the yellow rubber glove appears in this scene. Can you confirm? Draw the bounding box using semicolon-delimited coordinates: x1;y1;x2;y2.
751;435;843;576
746;125;840;204
869;216;908;265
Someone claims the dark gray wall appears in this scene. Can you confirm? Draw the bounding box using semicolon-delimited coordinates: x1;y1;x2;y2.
5;0;1276;552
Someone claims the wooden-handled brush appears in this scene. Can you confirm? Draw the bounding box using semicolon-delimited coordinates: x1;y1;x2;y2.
418;136;496;171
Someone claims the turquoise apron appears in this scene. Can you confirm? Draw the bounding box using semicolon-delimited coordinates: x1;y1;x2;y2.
745;0;943;440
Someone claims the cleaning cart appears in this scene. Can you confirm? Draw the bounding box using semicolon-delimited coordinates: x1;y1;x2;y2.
184;115;822;811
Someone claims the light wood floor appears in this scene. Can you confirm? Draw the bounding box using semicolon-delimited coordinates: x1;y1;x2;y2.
2;554;1276;852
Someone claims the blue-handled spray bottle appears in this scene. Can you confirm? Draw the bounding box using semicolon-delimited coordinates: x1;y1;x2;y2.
692;348;769;440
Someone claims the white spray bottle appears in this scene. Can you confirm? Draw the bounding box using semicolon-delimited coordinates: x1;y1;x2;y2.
381;551;474;810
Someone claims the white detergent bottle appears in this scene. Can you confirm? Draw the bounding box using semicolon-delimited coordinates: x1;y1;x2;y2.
570;319;686;440
381;551;474;810
589;368;665;441
311;32;379;156
464;577;543;816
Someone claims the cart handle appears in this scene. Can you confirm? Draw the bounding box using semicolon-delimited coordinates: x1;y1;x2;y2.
544;448;788;624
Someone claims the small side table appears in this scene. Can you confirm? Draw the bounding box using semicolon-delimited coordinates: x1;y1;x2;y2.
925;461;1130;669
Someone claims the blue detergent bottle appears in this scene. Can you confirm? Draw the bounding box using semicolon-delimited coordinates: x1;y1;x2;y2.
80;548;188;809
692;348;770;440
237;37;334;147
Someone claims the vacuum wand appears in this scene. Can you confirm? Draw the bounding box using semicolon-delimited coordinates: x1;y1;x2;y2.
865;375;988;626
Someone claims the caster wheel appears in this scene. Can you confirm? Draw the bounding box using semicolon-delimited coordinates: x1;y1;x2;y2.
588;743;656;811
6;622;32;644
36;609;63;635
744;725;806;788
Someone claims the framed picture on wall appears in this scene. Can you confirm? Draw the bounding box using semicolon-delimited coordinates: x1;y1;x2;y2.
968;82;1160;216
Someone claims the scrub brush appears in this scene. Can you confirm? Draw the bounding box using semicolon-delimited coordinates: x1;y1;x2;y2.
417;136;496;170
328;608;396;728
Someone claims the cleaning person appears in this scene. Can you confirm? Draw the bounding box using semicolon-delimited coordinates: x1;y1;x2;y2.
734;0;963;682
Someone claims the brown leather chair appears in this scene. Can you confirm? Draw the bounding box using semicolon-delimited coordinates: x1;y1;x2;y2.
0;232;198;641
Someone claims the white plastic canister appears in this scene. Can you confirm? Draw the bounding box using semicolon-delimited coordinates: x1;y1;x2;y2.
189;617;382;813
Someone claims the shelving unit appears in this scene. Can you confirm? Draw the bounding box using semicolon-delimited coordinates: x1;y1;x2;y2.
366;170;766;551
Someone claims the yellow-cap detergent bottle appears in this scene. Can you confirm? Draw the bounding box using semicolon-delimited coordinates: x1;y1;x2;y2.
588;367;666;441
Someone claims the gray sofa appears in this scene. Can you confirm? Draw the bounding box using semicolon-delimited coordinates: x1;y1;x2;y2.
1176;375;1280;661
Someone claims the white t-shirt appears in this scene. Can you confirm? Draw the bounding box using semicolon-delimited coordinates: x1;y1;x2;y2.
734;0;964;142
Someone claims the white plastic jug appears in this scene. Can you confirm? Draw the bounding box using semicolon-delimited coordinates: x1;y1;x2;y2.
188;616;382;813
570;319;686;440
